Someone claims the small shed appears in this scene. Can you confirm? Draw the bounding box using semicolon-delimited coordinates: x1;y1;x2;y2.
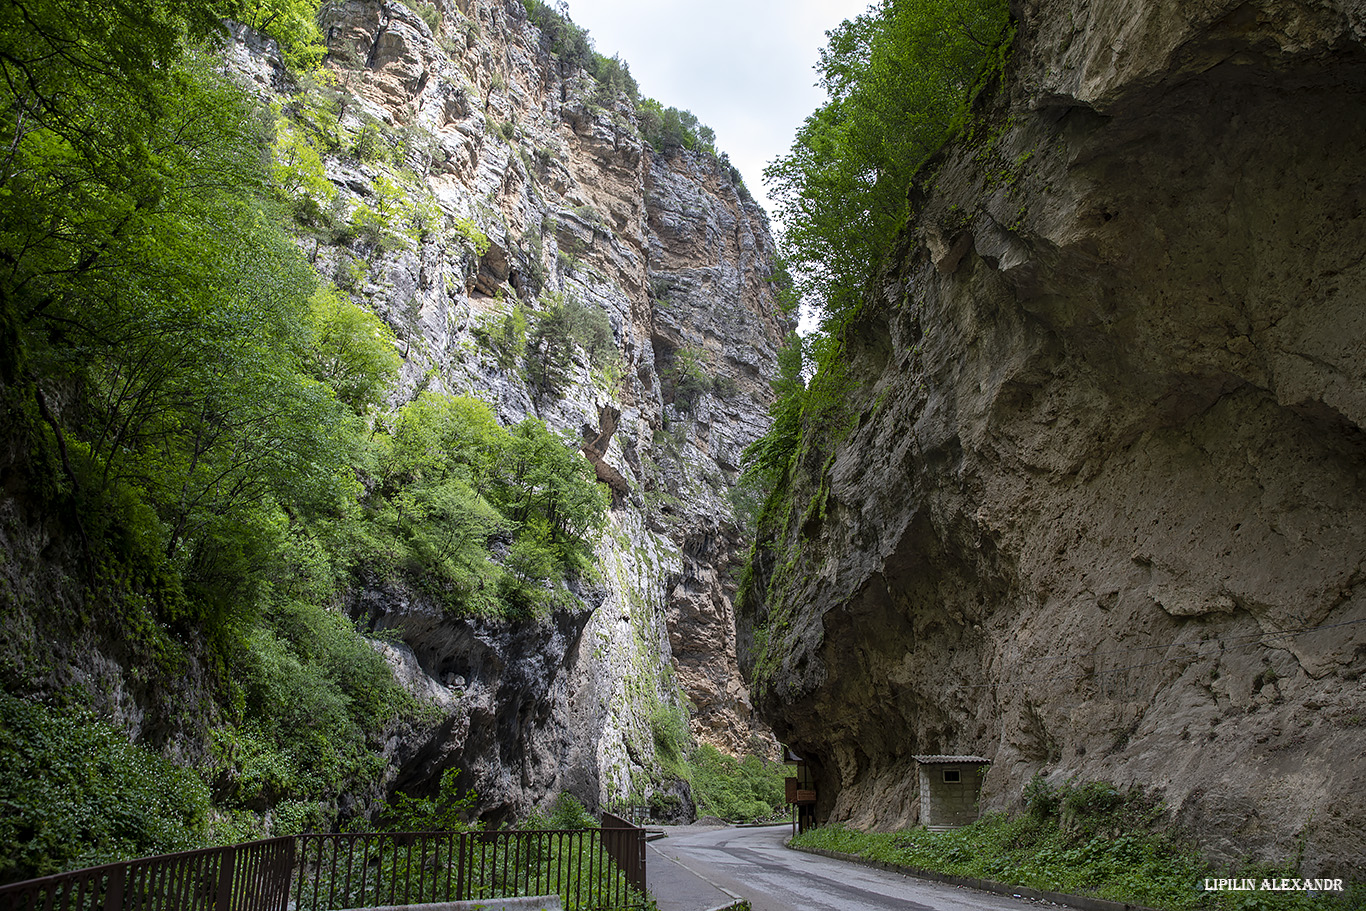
912;755;990;831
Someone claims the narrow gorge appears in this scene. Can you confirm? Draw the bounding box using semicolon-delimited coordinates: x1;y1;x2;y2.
2;0;1364;894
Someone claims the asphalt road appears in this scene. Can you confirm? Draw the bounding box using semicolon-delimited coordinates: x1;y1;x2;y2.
649;824;1043;911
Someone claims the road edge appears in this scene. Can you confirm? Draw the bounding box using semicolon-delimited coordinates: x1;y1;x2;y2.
787;843;1168;911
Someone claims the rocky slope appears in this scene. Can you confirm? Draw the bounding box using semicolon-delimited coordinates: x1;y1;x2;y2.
740;0;1366;873
230;0;788;818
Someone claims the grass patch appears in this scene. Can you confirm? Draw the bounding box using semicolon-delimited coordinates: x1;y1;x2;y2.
791;781;1363;911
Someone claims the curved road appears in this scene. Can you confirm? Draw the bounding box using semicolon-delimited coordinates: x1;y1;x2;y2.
648;824;1039;911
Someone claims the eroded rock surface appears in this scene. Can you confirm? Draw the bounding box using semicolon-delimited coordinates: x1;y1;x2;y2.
740;0;1366;873
223;0;788;818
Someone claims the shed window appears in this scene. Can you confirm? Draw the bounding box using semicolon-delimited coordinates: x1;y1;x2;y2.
943;769;961;783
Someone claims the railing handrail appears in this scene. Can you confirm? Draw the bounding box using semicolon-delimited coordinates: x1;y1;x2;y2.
1;821;648;911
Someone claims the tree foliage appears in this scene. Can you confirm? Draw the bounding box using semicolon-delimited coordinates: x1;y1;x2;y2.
636;100;715;155
0;0;613;870
745;0;1010;520
520;0;717;156
687;746;786;822
362;393;608;616
524;292;617;398
239;0;327;71
764;0;1011;327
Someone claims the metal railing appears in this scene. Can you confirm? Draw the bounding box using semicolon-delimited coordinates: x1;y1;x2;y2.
0;838;294;911
598;813;645;902
294;824;645;911
0;820;646;911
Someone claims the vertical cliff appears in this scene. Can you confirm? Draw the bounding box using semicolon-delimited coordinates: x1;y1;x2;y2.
740;0;1366;873
231;0;789;818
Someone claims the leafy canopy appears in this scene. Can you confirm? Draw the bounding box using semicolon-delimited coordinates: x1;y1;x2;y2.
362;393;609;616
764;0;1010;328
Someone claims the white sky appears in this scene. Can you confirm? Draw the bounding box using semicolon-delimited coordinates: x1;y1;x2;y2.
556;0;874;228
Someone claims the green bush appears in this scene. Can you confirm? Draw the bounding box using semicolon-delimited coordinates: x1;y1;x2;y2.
474;303;529;368
521;793;597;831
379;768;478;832
792;784;1363;911
636;98;715;154
213;599;414;813
664;345;712;413
1024;770;1061;819
688;746;786;822
525;292;617;397
0;695;209;883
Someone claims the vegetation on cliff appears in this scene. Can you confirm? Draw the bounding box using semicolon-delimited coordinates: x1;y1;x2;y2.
740;0;1011;689
0;0;612;873
765;0;1012;327
523;0;747;181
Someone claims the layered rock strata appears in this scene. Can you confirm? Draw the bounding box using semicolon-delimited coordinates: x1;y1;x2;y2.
740;0;1366;873
232;0;789;816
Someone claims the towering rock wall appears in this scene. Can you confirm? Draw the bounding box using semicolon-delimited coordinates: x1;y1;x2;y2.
229;0;788;818
740;0;1366;873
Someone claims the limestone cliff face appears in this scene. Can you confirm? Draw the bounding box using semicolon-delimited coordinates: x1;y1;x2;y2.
233;0;788;818
740;0;1366;872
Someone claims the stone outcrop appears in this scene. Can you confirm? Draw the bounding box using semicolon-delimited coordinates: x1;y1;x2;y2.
224;0;788;817
740;0;1366;873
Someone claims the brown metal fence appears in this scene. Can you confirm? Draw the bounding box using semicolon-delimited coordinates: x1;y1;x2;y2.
598;813;645;901
0;838;295;911
0;821;646;911
293;825;646;911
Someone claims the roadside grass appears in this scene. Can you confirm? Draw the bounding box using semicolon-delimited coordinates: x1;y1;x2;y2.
790;781;1362;911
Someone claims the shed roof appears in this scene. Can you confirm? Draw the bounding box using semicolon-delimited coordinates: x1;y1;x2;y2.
912;755;991;764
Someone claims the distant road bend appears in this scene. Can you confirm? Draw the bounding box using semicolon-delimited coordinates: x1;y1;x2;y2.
649;824;1039;911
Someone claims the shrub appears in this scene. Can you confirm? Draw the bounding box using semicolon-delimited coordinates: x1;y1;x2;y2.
524;292;617;397
453;216;491;255
474;303;529;368
687;746;785;822
650;703;690;768
636;98;715;154
379;769;478;832
353;121;392;164
665;345;712;413
1024;771;1060;819
521;793;597;831
0;695;209;882
363;393;608;616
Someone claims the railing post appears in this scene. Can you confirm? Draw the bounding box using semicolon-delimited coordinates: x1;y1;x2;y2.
454;833;466;901
103;865;127;911
215;848;236;911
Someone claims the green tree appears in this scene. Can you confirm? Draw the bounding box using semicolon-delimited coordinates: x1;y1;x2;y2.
363;394;607;615
271;114;335;225
306;286;401;413
497;418;608;575
764;0;1010;327
0;0;390;639
636;98;715;154
524;293;615;398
